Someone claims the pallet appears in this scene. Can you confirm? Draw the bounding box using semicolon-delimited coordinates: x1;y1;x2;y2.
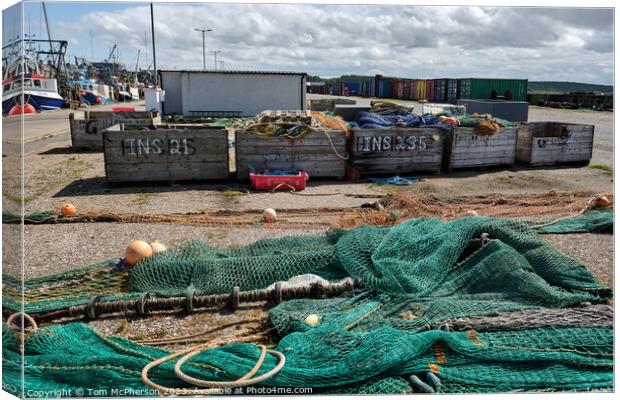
235;129;347;179
103;124;229;183
516;122;594;165
348;128;444;175
70;111;155;150
444;126;518;171
255;110;313;124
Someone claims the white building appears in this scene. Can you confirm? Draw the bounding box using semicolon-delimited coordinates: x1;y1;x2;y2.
159;70;307;117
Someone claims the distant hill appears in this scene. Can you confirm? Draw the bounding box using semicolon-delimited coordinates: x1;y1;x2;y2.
528;81;613;94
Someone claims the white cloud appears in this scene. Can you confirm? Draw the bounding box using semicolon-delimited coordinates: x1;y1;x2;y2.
50;4;613;83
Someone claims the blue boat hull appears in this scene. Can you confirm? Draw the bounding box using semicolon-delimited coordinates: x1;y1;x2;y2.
3;94;65;115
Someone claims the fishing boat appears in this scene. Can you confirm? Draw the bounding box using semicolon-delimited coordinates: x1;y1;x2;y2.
2;43;65;115
69;79;113;106
2;72;65;115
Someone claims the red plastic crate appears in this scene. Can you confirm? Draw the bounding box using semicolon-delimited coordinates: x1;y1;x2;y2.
250;171;309;191
112;107;136;112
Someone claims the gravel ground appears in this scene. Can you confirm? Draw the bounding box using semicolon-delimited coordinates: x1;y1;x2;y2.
542;233;614;288
21;222;325;278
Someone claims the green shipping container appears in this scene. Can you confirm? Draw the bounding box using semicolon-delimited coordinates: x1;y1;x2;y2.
459;78;528;102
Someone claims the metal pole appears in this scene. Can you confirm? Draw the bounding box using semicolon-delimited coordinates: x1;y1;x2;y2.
210;50;221;70
89;29;94;60
194;29;212;70
201;31;206;69
150;3;157;85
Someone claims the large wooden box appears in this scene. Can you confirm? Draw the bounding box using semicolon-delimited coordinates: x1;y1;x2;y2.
516;122;594;165
444;126;518;171
235;130;347;179
349;128;444;175
70;111;155;150
103;124;229;183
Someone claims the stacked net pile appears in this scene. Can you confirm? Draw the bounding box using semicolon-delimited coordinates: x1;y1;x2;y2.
2;216;613;395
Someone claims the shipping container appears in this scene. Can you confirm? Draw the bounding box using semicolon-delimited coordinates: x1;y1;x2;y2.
402;79;411;100
416;80;427;101
425;80;436;102
398;79;406;99
391;79;399;99
379;78;392;98
342;81;361;96
434;79;448;103
447;79;460;102
459;78;528;102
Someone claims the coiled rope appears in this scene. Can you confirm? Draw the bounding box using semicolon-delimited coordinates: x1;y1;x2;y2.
141;340;285;395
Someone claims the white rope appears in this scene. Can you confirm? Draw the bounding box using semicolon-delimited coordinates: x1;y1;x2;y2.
318;127;349;160
141;341;285;396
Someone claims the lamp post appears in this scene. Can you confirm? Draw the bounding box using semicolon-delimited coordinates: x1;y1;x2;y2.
193;28;212;69
210;50;221;70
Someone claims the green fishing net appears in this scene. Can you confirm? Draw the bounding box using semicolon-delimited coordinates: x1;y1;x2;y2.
534;210;613;234
2;216;613;395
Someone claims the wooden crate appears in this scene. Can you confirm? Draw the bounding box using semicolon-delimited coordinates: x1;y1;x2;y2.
349;128;444;175
308;98;355;112
70;111;155;150
103;124;229;183
235;130;347;179
516;122;594;165
443;126;518;171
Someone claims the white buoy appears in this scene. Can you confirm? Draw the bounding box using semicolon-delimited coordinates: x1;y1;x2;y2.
304;314;321;327
263;208;277;223
150;241;167;254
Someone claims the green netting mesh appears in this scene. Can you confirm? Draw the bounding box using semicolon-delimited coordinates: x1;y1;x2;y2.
534;210;613;234
2;216;613;395
2;323;612;397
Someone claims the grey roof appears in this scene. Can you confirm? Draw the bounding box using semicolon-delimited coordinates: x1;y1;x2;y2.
158;69;306;76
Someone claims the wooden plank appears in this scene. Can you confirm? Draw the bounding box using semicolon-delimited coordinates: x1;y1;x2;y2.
515;122;594;164
70;115;154;150
103;127;229;182
445;126;517;170
87;111;154;120
348;128;444;175
235;129;347;179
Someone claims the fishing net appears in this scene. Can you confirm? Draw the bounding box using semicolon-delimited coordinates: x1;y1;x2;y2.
2;323;612;397
440;304;612;332
2;216;613;395
533;209;613;234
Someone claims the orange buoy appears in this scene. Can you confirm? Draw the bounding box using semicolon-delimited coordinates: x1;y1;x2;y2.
60;203;77;217
125;240;153;266
593;196;610;208
8;104;36;115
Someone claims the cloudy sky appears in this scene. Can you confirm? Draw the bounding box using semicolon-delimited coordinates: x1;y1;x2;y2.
6;1;615;84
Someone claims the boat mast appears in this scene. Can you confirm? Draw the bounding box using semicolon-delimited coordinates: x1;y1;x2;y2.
41;1;55;67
